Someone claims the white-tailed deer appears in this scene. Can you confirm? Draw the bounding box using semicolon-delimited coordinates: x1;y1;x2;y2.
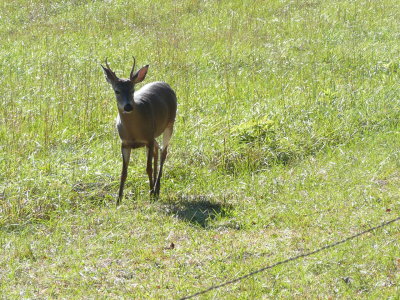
101;58;177;205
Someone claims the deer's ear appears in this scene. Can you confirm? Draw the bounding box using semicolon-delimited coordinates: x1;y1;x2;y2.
131;65;149;84
101;65;117;84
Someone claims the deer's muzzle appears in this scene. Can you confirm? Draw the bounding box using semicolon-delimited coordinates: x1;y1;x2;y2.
124;103;133;112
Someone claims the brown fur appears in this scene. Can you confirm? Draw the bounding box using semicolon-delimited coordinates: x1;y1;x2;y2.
102;60;177;205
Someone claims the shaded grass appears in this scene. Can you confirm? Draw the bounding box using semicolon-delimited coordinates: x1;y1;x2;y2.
163;195;234;228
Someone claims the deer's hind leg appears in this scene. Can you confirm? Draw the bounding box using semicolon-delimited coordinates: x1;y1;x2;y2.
154;122;174;196
153;140;159;188
146;141;154;194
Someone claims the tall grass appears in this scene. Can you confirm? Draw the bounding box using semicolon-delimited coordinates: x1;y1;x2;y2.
0;0;399;298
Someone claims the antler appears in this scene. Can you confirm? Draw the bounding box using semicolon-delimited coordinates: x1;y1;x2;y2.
101;58;118;80
129;56;136;81
105;57;111;70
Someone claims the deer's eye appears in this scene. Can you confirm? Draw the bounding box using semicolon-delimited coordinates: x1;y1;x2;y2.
114;90;120;95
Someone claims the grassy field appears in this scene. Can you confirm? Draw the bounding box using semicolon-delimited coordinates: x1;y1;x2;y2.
1;0;399;298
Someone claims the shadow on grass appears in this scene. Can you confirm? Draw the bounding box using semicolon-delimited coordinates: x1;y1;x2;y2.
72;180;116;207
0;180;115;233
163;195;233;228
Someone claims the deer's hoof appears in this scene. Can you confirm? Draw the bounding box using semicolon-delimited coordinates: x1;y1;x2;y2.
150;189;159;200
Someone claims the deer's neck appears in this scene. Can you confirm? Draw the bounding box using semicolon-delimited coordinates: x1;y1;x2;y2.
118;103;146;125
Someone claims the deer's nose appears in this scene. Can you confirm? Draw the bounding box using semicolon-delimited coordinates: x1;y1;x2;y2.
124;104;133;112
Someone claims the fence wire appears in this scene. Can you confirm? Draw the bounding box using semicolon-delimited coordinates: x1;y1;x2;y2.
180;216;400;300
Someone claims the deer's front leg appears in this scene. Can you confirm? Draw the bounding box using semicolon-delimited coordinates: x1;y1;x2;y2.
118;145;131;206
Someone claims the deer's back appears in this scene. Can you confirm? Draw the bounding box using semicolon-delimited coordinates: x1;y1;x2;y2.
136;81;177;123
117;82;177;145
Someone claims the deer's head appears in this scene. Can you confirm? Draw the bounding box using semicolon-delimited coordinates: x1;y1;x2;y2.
101;58;149;113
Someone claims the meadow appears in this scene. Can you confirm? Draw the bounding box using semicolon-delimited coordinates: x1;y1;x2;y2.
0;0;399;298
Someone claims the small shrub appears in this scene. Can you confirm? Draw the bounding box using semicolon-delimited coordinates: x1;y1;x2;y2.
231;116;275;144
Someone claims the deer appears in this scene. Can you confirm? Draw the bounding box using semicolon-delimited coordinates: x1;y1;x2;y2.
101;58;177;206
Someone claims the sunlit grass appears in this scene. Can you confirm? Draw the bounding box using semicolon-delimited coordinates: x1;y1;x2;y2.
0;0;399;298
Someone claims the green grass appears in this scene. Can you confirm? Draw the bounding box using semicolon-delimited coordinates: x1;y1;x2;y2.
1;0;399;298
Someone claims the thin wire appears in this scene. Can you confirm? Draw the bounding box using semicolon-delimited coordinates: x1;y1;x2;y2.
180;216;400;300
